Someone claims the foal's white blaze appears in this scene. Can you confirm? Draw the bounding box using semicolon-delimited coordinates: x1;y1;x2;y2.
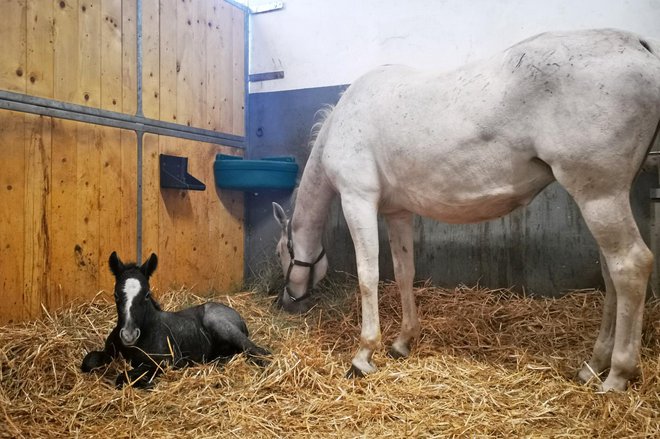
123;277;142;327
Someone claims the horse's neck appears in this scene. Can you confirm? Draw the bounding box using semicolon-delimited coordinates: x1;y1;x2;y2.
291;150;334;258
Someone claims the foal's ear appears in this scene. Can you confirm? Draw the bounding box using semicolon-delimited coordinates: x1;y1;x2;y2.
272;202;288;229
140;253;158;278
108;251;124;278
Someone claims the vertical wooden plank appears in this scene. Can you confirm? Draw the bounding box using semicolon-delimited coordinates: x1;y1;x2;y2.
159;0;177;123
122;0;137;114
0;0;27;93
73;123;101;301
205;0;221;131
49;118;78;309
53;0;80;103
191;0;207;128
176;0;194;127
79;0;102;107
141;133;161;289
231;6;245;136
26;0;54;98
23;114;52;319
142;0;160;119
120;129;137;260
98;126;122;294
101;0;122;111
0;110;26;323
218;1;233;134
155;135;178;288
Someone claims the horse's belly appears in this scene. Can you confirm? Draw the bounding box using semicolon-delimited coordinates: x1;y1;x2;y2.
381;161;554;223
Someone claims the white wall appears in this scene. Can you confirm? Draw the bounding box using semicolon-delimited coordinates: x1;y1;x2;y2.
248;0;660;93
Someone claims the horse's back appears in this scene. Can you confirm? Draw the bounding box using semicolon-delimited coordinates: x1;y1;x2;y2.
318;29;660;222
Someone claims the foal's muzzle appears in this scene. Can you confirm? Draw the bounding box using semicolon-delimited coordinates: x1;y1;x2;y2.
120;327;141;346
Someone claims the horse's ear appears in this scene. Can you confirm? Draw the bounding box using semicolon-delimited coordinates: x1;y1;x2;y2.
141;253;158;278
109;251;124;278
272;202;288;229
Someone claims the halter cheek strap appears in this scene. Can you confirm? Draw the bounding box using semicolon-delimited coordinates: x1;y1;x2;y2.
284;222;326;303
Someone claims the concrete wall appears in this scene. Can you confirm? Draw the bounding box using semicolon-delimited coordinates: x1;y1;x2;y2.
245;0;660;295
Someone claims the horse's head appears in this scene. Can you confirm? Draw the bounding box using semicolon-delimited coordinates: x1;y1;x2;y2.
272;202;328;313
108;251;159;346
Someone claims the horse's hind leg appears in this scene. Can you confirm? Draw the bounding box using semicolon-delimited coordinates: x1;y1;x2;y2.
577;251;617;383
567;191;652;391
385;211;420;359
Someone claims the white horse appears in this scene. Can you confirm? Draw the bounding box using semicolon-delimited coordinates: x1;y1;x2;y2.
272;29;660;391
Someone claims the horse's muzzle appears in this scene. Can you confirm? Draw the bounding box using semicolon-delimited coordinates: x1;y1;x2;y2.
276;290;316;314
119;327;141;346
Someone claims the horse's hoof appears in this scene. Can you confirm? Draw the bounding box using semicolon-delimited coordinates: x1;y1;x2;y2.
388;346;408;360
345;364;366;379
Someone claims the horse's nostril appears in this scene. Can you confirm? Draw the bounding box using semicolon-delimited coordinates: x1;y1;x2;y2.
120;328;140;345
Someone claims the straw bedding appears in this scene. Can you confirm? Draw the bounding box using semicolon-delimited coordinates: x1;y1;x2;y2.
1;280;658;438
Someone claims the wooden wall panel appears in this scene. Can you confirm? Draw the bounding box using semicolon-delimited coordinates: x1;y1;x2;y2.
0;0;246;323
141;0;245;135
101;0;123;111
0;110;137;323
142;136;244;294
0;111;26;323
0;0;27;93
23;114;52;319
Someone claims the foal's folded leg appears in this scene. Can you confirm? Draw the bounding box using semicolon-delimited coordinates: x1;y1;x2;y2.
203;314;271;366
81;327;121;372
115;364;160;389
81;351;113;372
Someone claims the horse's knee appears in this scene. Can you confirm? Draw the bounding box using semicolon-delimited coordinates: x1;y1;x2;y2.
81;351;112;372
607;242;653;282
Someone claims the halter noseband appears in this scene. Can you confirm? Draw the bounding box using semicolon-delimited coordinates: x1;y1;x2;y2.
284;222;326;303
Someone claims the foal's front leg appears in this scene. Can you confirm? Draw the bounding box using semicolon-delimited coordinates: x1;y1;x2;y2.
385;212;420;359
81;327;121;372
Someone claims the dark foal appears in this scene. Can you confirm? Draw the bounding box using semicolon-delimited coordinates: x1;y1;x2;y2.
81;252;270;388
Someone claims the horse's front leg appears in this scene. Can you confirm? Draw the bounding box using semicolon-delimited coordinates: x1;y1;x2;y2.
342;194;381;377
81;327;121;372
385;211;420;359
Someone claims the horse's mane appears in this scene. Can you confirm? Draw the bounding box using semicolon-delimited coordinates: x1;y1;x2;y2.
288;104;336;210
307;104;335;150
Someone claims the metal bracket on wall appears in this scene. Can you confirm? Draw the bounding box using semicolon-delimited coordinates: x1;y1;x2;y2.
159;154;206;191
249;71;285;82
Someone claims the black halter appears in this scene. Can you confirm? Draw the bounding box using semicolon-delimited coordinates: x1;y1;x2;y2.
283;222;326;303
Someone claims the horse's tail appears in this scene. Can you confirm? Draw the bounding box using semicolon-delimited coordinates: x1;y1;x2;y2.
639;36;660;170
639;36;660;61
308;104;335;150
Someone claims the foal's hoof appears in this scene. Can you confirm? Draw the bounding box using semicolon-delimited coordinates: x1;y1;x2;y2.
81;351;112;372
247;346;272;367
